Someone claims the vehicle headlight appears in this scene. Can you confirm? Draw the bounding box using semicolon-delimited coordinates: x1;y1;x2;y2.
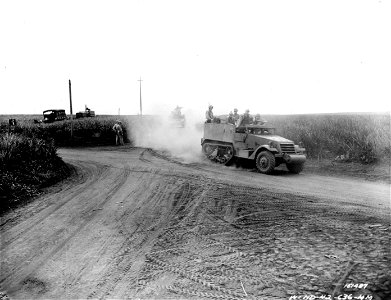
295;144;305;153
269;141;278;149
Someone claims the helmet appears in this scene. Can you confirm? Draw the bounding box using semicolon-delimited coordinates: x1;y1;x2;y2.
229;111;233;115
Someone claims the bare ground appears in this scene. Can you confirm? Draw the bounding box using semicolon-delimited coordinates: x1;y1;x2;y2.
0;146;390;300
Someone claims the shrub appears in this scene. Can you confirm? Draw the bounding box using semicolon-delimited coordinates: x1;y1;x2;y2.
0;133;69;213
0;116;132;147
264;113;390;163
1;113;389;164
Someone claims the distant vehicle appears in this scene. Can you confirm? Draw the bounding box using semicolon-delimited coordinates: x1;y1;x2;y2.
170;106;185;128
43;109;67;123
201;122;306;174
76;106;95;119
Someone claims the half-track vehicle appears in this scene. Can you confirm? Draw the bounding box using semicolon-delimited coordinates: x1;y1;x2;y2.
170;106;186;128
42;109;67;123
201;122;306;174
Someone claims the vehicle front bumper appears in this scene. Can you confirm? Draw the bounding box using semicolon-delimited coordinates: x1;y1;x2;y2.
282;153;306;164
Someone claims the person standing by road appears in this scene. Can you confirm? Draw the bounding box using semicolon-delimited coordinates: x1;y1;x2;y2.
113;120;124;145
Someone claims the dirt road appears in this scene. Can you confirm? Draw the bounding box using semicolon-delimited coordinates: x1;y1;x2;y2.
1;147;389;299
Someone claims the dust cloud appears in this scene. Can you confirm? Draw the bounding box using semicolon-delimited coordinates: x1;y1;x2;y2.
128;110;205;163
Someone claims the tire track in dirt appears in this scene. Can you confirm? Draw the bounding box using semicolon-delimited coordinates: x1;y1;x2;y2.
0;161;108;250
135;176;389;299
145;149;389;221
86;178;174;299
138;148;152;163
1;147;389;299
52;170;155;299
146;147;226;177
117;180;210;299
0;162;108;254
86;175;201;299
1;163;132;294
138;182;264;299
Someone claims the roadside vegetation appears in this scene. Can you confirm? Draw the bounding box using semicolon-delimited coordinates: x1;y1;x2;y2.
1;113;389;163
0;112;389;212
264;113;390;164
0;115;131;147
0;133;70;213
0;115;133;212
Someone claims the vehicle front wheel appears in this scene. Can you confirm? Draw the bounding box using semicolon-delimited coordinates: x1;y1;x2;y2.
202;143;217;160
286;163;304;174
255;151;275;174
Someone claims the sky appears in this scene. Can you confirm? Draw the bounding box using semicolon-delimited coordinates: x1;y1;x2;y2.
0;0;390;116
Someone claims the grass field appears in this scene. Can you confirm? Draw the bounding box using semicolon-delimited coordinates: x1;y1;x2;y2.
263;113;390;163
1;112;389;212
0;115;131;147
1;112;390;163
0;115;128;210
0;132;69;212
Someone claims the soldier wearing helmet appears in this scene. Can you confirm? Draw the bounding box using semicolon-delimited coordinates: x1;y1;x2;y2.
205;105;214;123
238;109;253;127
227;111;235;125
172;106;182;118
113;120;124;145
233;108;240;123
253;113;264;125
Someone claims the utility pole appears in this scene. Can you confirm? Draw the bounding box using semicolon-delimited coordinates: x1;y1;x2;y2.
138;77;143;116
69;79;73;139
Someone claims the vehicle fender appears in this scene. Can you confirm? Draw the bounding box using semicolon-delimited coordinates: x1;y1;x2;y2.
249;145;278;160
201;138;210;145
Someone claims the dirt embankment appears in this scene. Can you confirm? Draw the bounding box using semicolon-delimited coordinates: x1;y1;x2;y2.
0;147;389;300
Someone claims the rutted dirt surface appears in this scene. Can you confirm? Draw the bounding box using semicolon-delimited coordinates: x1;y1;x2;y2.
1;146;390;300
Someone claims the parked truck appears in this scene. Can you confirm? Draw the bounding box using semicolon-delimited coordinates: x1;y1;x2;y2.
42;109;67;123
201;122;306;174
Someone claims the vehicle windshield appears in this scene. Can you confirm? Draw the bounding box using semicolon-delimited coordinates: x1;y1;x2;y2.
253;128;275;135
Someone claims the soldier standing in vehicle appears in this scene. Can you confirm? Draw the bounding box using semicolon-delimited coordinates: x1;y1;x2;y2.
253;113;264;125
113;120;124;145
205;105;214;123
233;108;240;124
227;112;235;125
238;109;253;127
172;106;182;117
